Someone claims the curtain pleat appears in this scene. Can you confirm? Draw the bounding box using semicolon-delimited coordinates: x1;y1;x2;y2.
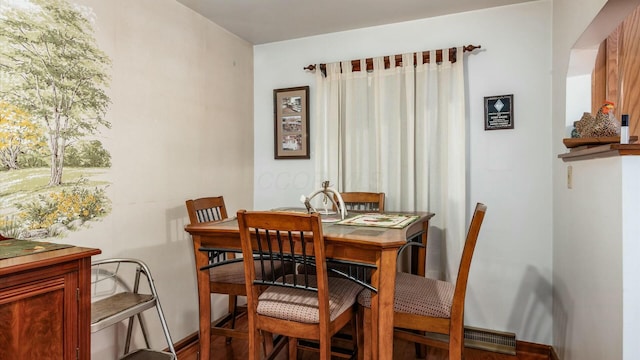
415;48;466;280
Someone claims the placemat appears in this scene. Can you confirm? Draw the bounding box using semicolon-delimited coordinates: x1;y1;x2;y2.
0;239;73;260
336;213;420;229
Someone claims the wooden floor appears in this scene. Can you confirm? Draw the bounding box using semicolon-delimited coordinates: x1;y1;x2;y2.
177;313;552;360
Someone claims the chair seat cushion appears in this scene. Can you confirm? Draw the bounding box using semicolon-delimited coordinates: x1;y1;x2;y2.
357;271;454;318
257;274;363;323
210;259;293;284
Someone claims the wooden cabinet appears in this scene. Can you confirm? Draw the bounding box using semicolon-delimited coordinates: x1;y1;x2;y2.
0;246;101;360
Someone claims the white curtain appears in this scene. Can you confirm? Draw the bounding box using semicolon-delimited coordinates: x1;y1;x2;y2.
313;48;466;280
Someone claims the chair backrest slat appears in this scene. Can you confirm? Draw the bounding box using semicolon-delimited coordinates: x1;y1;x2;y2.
335;192;385;213
196;207;222;223
451;203;487;325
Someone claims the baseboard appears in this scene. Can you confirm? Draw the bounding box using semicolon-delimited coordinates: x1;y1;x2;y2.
516;340;558;360
170;331;199;360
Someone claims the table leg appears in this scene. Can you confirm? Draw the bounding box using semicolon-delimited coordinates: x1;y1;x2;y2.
369;267;379;360
193;236;211;360
417;221;428;277
375;249;397;360
409;220;430;277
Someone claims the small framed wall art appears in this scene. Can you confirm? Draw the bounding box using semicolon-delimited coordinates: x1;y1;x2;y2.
484;94;514;130
274;86;310;159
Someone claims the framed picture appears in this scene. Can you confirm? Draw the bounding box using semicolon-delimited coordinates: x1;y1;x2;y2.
274;86;310;159
484;94;514;130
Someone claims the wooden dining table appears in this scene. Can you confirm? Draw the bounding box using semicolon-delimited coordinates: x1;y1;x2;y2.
184;210;434;360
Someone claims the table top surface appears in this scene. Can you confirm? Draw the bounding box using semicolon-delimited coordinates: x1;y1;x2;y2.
185;211;434;248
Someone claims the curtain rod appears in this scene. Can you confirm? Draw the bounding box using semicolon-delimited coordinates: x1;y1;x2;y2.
304;44;481;75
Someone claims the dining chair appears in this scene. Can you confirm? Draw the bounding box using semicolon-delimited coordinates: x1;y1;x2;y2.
357;203;487;360
185;196;293;346
334;192;385;213
237;210;364;360
185;196;243;344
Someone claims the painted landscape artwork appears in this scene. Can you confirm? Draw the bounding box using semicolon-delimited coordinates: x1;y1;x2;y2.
0;0;112;239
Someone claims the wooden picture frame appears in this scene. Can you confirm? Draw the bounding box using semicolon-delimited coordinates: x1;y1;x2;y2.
274;86;310;159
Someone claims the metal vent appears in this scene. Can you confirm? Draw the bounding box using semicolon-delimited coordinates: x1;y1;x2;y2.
464;326;517;355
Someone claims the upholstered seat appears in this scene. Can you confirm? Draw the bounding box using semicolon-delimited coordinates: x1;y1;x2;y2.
357;271;454;318
258;274;363;323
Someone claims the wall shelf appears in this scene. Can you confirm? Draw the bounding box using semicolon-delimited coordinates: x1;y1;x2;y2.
558;143;640;162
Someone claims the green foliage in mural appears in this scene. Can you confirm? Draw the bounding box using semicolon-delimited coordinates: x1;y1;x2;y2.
0;167;111;238
0;216;22;239
16;151;48;169
0;0;112;186
16;185;109;234
64;140;111;168
0;102;47;170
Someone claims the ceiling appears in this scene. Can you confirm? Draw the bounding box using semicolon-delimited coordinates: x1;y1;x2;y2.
176;0;538;45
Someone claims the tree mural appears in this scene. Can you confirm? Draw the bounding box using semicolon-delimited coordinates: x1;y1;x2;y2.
0;0;111;186
0;0;112;239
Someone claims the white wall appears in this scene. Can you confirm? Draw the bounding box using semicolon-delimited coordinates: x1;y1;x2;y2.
552;154;640;360
551;154;640;360
552;0;640;358
622;156;640;359
555;157;623;360
62;0;254;357
254;1;553;344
